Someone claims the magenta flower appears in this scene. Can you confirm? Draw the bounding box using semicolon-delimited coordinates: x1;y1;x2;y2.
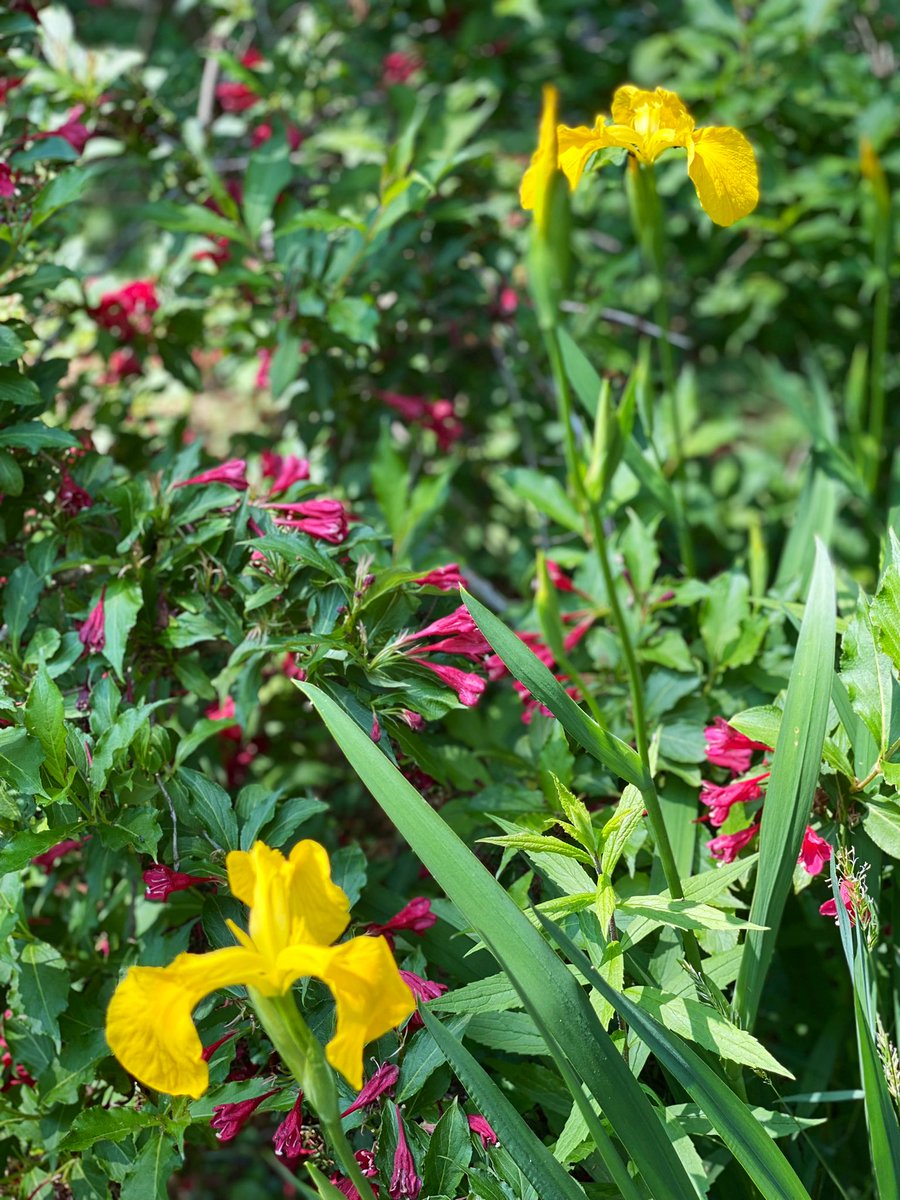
341;1060;400;1116
210;1089;278;1142
215;81;260;112
368;898;436;938
389;1106;422;1200
58;471;92;516
699;772;769;828
399;606;490;662
89;280;158;340
468;1113;498;1148
31;837;90;873
398;969;448;1028
78;588;106;653
412;659;485;707
820;881;858;925
255;347;272;390
414;563;467;590
172;458;249;491
201;1031;236;1062
261;450;310;495
102;347;143;384
703;717;770;774
331;1151;379;1198
401;709;424;730
798;826;832;877
273;1091;314;1160
0;164;16;199
378;391;463;451
706;823;760;864
142;864;218;901
36;105;91;153
382;51;423;87
545;559;576;593
265;499;349;544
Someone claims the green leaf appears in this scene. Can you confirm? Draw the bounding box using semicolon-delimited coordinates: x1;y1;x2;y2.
177;767;239;850
503;467;582;533
275;209;365;235
666;1103;823;1141
243;142;293;239
871;558;900;673
841;593;893;758
143;200;242;243
0;323;26;363
24;662;67;785
862;799;900;859
299;682;698;1200
15;941;70;1044
30;167;93;229
536;912;813;1200
422;1098;471;1198
119;1130;181;1200
0;448;23;495
735;542;836;1029
61;1107;161;1151
102;579;143;680
462;590;647;789
0;824;81;875
0;421;79;451
4;562;42;653
618;896;765;934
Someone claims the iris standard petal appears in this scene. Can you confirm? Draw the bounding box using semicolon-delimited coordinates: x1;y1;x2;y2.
519;84;559;232
320;937;416;1090
686;125;759;226
105;947;268;1098
556;121;614;190
285;840;351;947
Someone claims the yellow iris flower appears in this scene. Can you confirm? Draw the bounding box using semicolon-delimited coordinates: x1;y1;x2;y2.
557;85;759;227
520;83;560;234
106;840;415;1098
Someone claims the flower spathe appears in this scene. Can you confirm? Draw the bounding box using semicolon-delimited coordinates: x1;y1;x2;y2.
105;839;415;1098
557;85;759;227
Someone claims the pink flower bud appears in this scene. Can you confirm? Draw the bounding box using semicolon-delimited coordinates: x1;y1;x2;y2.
210;1089;278;1142
389;1106;422;1200
368;897;435;937
414;563;466;590
703;717;770;774
411;659;485;706
798;826;832;877
467;1113;498;1148
78;588;106;653
706;823;760;864
143;864;217;901
172;459;249;491
341;1061;399;1117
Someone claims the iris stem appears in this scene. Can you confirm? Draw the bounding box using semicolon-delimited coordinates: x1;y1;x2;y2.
251;990;376;1200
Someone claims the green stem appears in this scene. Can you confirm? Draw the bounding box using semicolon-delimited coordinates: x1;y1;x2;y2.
867;255;889;496
251;990;377;1200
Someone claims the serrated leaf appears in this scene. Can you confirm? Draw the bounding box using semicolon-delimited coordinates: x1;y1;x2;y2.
422;1099;471;1198
102;579;143;680
177;767;238;850
25;662;67;785
61;1107;161;1151
618;896;765;933
15;941;69;1044
841;594;892;758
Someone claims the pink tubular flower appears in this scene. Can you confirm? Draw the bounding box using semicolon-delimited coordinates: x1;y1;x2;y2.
31;836;90;873
401;709;424;731
37;105;91;153
820;881;858;925
89;280;158;340
0;164;16;198
143;864;218;901
468;1113;498;1148
703;717;770;774
341;1061;399;1117
273;1091;314;1160
382;51;422;87
412;659;485;707
706;823;760;865
398;970;448;1030
378;391;463;452
266;498;349;543
414;563;466;590
192;235;231;267
400;605;479;645
172;458;249;491
368;898;436;938
215;81;259;112
699;772;769;828
102;347;143;384
78;588;106;653
545;559;576;593
799;826;832;877
389;1107;422;1200
210;1089;278;1142
58;471;92;516
201;1031;237;1061
331;1151;379;1199
255;347;272;390
261;450;310;495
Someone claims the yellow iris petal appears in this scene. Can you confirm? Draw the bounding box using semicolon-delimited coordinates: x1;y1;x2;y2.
687;125;759;226
105;947;269;1099
556;120;614;191
520;84;559;233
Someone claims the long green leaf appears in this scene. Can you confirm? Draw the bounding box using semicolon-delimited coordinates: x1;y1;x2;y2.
536;911;813;1200
299;682;697;1200
419;1008;589;1200
461;589;648;789
735;541;836;1028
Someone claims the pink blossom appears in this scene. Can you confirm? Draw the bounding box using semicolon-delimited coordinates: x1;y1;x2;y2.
706;823;760;864
261;450;310;495
371;713;381;742
0;78;23;103
31;837;90;873
545;559;576;593
241;49;266;69
36;105;91;153
252;122;304;150
563;613;595;652
703;717;770;774
255;347;272;390
400;605;478;644
699;772;769;828
497;286;518;317
368;897;436;938
215;81;260;112
414;563;466;590
273;1091;314;1160
172;458;249;491
378;391;463;451
102;347;143;383
331;1151;379;1198
192;235;230;267
143;864;218;901
282;653;307;681
798;826;832;877
0;164;16;199
210;1089;278;1142
819;881;857;924
201;1031;237;1061
401;709;424;730
266;498;349;543
78;588;106;653
58;471;92;516
389;1106;422;1200
468;1113;498;1148
398;969;448;1029
412;658;485;706
486;630;553;681
89;280;158;341
382;51;423;87
341;1061;399;1116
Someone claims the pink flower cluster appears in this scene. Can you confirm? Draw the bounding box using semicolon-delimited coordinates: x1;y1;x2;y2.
1;1011;36;1093
378;391;464;452
700;719;771;861
398;605;491;709
89;280;158;341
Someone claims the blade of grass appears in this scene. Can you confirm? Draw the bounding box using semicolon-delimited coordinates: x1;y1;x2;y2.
298;681;699;1200
734;540;836;1030
535;910;813;1200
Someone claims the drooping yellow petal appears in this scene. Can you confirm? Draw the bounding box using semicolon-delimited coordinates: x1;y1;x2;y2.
105;947;268;1098
320;937;416;1089
686;125;759;226
610;85;694;162
228;839;350;961
520;84;559;233
556;120;615;191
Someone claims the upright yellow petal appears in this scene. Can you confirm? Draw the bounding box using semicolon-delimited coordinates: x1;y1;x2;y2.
105;947;268;1098
557;120;614;190
686;126;759;226
520;84;559;233
610;85;694;161
286;840;351;947
320;937;416;1089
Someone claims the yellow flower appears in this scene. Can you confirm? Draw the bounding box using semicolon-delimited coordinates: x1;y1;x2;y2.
557;85;759;227
106;840;415;1098
520;84;560;234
